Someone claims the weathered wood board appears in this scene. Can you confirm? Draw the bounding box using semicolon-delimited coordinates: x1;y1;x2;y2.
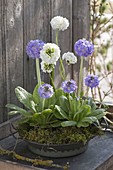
0;0;7;122
0;160;44;170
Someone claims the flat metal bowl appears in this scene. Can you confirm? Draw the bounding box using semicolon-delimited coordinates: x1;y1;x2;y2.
25;139;88;158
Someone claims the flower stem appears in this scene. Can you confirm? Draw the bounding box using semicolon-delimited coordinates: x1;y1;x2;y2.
59;58;65;80
51;68;54;87
36;59;41;87
49;73;55;91
55;30;65;80
91;88;94;100
78;57;84;97
67;93;71;109
42;98;45;111
56;30;59;45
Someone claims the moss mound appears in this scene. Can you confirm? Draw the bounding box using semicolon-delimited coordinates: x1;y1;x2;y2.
18;124;103;145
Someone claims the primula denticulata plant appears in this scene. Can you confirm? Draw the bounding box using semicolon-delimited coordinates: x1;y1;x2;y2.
6;16;109;129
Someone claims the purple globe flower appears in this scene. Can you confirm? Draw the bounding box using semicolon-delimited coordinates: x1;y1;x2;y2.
26;40;45;59
74;39;94;57
38;84;54;98
61;80;77;93
85;75;99;89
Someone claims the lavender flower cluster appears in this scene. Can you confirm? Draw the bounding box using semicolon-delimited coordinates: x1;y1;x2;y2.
85;75;99;89
74;39;94;57
26;40;45;59
38;84;54;99
61;80;77;93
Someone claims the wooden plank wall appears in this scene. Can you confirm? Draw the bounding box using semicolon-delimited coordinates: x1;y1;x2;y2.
0;0;7;122
0;0;90;123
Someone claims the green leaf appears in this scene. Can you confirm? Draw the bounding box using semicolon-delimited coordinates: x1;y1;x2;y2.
8;111;20;115
42;109;53;121
6;104;32;116
44;94;56;109
18;117;32;124
73;105;91;122
73;108;84;121
42;109;53;115
91;109;105;119
31;112;43;126
61;121;77;127
59;95;69;113
76;99;81;111
33;84;41;103
54;110;65;120
55;88;64;97
29;100;37;112
77;122;89;128
87;97;97;110
51;121;62;127
15;86;36;112
82;116;98;124
96;113;105;120
79;105;91;119
55;88;65;105
54;105;68;120
70;99;77;113
69;99;77;119
77;116;98;128
31;109;54;127
80;91;84;98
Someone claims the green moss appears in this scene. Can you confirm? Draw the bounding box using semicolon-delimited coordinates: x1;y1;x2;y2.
0;148;68;170
18;124;103;145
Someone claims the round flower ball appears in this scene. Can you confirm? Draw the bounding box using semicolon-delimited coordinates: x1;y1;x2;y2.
50;16;69;31
74;39;94;57
40;43;60;64
41;61;55;73
62;52;77;65
85;75;99;89
26;40;45;59
61;80;77;93
38;84;54;99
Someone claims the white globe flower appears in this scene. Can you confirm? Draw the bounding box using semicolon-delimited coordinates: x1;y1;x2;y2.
50;16;69;31
40;43;60;64
41;61;55;73
62;52;77;65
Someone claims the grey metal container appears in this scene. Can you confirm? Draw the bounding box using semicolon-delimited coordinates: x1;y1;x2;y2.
25;140;88;158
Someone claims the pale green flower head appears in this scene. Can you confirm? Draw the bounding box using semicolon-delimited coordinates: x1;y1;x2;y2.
41;61;55;73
